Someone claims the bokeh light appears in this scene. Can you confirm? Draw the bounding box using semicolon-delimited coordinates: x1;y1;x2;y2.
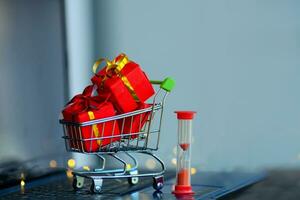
20;180;25;187
83;166;90;171
191;167;197;175
49;160;57;168
66;169;73;178
171;158;177;165
67;159;76;168
146;159;156;169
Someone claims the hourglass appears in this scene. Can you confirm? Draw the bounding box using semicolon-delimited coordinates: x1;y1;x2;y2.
173;111;196;195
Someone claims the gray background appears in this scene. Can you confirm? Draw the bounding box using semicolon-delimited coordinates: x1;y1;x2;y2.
88;0;300;171
0;0;67;162
0;0;299;172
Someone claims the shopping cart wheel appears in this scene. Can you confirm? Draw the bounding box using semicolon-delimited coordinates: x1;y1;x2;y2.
128;177;139;185
90;178;103;194
128;169;139;185
153;175;164;190
72;176;84;190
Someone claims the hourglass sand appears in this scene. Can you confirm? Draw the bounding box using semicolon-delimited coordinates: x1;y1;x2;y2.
173;111;196;196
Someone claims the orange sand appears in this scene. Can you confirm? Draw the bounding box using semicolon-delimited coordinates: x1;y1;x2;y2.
177;168;190;185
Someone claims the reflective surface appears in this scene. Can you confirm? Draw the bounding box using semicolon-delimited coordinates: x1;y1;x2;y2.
0;170;265;199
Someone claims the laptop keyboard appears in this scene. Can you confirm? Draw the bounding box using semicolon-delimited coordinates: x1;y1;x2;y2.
0;170;266;199
0;171;174;200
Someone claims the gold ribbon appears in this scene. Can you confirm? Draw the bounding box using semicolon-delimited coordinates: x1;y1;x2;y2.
92;53;139;101
88;111;101;145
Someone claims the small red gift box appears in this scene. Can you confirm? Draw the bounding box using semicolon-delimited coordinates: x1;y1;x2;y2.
62;86;92;149
91;54;155;113
62;95;120;152
118;103;151;139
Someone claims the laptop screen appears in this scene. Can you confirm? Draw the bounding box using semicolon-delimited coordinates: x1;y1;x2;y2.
0;0;67;166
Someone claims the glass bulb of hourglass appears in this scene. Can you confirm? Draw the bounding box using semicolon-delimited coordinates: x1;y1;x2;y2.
173;111;196;195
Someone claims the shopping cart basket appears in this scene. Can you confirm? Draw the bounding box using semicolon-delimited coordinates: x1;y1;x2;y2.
59;78;175;193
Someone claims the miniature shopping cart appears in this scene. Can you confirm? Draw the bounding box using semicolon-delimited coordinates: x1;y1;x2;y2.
59;78;175;193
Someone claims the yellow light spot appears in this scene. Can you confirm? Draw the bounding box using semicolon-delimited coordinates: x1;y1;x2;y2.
66;169;73;178
126;164;132;171
83;166;90;171
49;160;57;168
173;146;177;155
67;159;76;168
190;167;197;175
145;159;156;170
171;158;177;165
20;180;25;187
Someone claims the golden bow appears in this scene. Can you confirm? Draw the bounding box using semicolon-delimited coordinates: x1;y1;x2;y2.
92;53;139;101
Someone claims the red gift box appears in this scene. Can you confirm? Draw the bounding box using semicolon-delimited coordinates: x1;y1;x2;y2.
118;103;151;139
62;85;95;149
91;54;155;113
62;86;92;149
62;95;120;152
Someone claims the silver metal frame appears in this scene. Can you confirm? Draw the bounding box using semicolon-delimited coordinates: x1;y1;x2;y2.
59;83;169;193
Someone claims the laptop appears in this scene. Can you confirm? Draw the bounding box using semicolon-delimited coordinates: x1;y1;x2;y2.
0;156;265;199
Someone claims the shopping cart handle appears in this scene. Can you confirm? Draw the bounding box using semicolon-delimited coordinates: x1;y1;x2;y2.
150;77;175;92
